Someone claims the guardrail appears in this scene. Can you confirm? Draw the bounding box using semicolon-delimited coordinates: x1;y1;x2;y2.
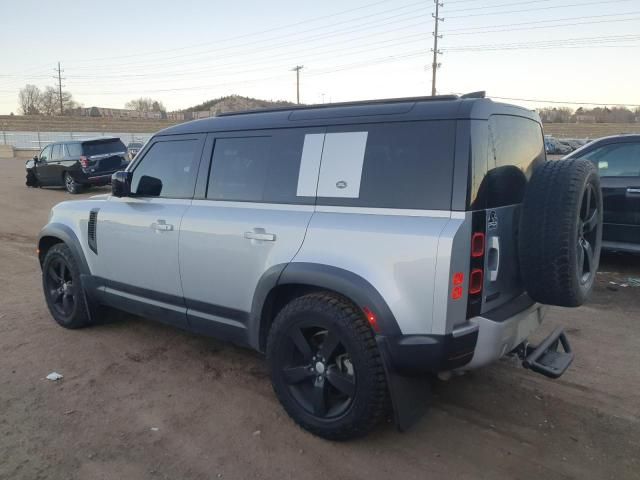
0;131;152;149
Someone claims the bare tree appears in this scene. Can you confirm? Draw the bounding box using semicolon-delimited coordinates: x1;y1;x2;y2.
18;85;42;115
125;97;166;113
39;86;58;116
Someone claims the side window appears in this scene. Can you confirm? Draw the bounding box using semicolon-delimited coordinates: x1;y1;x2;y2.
580;143;640;177
130;139;200;198
483;115;545;208
66;143;82;157
51;144;63;161
315;121;456;210
206;130;313;204
39;145;52;162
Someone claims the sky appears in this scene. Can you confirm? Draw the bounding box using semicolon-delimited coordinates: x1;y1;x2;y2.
1;0;639;114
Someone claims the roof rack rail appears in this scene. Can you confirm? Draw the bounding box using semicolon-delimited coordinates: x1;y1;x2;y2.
216;94;461;117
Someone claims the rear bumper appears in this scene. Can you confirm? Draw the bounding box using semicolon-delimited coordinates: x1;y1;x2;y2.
462;301;547;370
377;323;479;375
378;295;547;375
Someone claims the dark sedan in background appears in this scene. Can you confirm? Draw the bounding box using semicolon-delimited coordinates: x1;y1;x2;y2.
26;137;128;194
566;134;640;253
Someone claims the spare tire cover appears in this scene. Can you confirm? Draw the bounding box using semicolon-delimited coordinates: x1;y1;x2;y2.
519;159;603;307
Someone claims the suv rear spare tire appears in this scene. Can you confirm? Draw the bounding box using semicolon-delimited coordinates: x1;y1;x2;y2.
519;159;602;307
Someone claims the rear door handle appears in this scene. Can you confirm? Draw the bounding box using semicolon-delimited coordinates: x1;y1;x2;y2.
244;229;276;242
626;187;640;195
151;219;173;231
487;236;500;282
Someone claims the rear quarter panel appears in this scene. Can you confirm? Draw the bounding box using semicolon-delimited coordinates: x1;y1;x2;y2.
293;207;453;335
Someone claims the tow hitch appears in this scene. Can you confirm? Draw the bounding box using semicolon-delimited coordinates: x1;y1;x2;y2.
514;327;574;379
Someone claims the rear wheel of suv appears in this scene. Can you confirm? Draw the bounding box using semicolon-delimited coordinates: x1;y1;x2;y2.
42;243;92;329
64;172;83;194
267;292;389;440
519;159;603;307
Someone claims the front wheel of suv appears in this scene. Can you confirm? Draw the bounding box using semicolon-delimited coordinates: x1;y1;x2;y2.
42;243;92;329
267;292;389;440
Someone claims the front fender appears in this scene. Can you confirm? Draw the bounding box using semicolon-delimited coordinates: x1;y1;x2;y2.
38;222;90;275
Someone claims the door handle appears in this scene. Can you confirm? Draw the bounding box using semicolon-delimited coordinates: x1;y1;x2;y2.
244;229;276;242
626;187;640;195
487;236;500;282
151;220;173;231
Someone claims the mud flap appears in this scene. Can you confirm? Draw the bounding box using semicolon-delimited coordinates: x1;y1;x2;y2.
376;337;432;432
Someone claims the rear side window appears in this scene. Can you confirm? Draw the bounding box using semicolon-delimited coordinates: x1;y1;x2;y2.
66;143;82;157
206;129;315;204
480;115;545;208
316;121;456;210
579;143;640;177
131;140;200;198
82;139;126;156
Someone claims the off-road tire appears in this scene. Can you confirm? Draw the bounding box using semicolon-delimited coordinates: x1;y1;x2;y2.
519;159;602;307
42;243;92;329
64;172;83;194
267;292;389;440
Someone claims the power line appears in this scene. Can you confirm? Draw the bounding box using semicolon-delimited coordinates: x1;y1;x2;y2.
53;62;65;115
63;0;425;67
446;0;635;20
491;96;640;107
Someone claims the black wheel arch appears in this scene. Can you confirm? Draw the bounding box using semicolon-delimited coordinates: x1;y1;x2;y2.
38;223;90;276
250;262;401;352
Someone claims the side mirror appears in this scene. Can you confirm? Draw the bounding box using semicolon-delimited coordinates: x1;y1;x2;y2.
32;155;38;162
111;171;132;197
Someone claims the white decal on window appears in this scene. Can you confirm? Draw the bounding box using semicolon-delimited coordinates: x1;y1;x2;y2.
317;132;368;198
296;134;325;197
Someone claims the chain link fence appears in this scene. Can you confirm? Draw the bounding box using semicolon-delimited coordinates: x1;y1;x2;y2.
1;131;153;150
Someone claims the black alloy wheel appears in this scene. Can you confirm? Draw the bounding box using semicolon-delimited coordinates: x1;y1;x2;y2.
577;183;599;285
44;256;76;318
41;243;92;328
282;325;356;418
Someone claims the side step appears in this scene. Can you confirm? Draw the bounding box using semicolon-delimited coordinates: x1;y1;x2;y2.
520;328;574;379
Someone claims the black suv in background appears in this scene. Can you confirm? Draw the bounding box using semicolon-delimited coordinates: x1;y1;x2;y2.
26;137;128;194
126;141;144;160
565;134;640;253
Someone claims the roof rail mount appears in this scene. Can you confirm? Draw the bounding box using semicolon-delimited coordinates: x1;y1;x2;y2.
461;91;486;99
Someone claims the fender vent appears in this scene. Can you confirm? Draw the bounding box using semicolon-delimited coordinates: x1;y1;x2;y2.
88;208;99;254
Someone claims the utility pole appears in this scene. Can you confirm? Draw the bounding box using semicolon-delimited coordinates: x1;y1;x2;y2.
291;65;303;104
431;1;444;96
54;62;65;115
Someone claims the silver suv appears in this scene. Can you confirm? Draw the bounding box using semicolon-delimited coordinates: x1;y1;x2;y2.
38;94;603;439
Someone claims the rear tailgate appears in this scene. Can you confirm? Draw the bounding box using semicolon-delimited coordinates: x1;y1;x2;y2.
82;139;127;174
469;115;546;316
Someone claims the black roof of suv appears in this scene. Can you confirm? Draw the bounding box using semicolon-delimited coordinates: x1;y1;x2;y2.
158;95;538;136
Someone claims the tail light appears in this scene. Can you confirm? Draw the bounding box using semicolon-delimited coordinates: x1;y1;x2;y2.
471;232;485;258
469;269;484;295
80;156;89;168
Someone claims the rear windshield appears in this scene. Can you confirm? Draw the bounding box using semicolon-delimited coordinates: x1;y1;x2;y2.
82;139;126;156
473;115;545;209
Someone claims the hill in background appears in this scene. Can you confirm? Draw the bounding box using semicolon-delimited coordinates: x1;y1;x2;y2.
183;95;296;115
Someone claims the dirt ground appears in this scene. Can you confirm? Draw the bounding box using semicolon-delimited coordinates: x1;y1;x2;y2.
1;157;639;480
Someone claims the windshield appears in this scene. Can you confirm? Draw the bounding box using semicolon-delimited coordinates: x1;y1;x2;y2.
82;139;126;156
